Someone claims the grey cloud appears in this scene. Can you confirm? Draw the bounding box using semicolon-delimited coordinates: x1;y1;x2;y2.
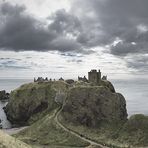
67;59;83;63
110;42;139;56
72;0;148;55
0;57;31;70
0;3;88;54
1;0;148;59
49;37;82;52
126;55;148;72
71;0;148;71
0;3;56;51
48;9;81;35
0;65;31;69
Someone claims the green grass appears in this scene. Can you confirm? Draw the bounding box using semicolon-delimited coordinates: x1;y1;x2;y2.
117;114;148;147
15;108;89;148
59;113;148;148
59;114;126;148
0;130;31;148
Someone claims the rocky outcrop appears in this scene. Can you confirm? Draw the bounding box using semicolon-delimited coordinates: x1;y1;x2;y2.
100;80;115;93
62;86;127;127
65;79;75;84
0;119;2;129
5;81;68;125
0;90;9;101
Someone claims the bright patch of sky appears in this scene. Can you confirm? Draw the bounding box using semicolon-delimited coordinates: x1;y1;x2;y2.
0;50;138;79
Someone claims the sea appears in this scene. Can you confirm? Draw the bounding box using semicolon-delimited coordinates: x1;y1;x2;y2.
0;78;148;128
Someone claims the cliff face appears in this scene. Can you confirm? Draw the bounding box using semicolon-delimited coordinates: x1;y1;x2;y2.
5;81;68;125
62;86;127;127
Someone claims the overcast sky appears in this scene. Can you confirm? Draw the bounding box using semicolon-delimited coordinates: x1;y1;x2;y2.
0;0;148;79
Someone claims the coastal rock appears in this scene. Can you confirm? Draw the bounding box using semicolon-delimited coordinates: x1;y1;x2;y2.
62;86;127;127
0;119;2;129
0;90;9;100
65;79;75;84
100;80;115;93
5;81;68;125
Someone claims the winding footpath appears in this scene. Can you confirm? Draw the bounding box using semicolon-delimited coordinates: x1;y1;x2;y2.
3;106;109;147
55;106;109;148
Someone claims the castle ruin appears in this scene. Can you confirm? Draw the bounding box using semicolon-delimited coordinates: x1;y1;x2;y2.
88;69;101;84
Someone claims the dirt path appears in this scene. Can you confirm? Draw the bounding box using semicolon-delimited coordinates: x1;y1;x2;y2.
2;109;59;136
55;106;109;148
2;126;28;135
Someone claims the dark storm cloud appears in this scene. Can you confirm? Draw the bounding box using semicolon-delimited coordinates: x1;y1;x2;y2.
70;0;148;71
0;3;89;53
1;0;148;60
71;0;148;56
91;0;148;55
0;2;56;51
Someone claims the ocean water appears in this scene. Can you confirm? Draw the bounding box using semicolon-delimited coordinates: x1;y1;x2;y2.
0;79;32;92
112;79;148;116
0;78;148;128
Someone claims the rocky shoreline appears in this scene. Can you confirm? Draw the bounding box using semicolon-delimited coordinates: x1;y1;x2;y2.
0;90;9;101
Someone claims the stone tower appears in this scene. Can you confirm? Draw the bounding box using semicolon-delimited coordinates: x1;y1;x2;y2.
88;69;101;84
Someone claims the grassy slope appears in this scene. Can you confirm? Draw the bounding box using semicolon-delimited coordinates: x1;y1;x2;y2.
59;114;125;148
15;108;89;148
0;130;31;148
117;114;148;147
59;114;148;148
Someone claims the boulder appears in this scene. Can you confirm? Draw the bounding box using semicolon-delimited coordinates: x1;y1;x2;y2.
0;119;2;129
65;79;75;84
62;86;127;127
0;90;9;100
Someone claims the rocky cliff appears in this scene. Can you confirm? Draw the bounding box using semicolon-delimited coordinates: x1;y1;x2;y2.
5;81;68;125
62;86;127;127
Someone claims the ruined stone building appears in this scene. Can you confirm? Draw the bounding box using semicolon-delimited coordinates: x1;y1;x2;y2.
78;76;88;82
88;69;101;84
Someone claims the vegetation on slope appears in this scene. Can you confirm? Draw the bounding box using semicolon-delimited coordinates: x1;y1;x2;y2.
0;130;31;148
117;114;148;146
59;113;148;147
15;108;89;148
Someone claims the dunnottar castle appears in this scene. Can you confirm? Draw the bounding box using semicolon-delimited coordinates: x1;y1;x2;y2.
34;69;107;84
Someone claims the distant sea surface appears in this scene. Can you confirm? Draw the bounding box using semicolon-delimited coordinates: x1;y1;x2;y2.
112;79;148;116
0;78;148;128
0;79;32;92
